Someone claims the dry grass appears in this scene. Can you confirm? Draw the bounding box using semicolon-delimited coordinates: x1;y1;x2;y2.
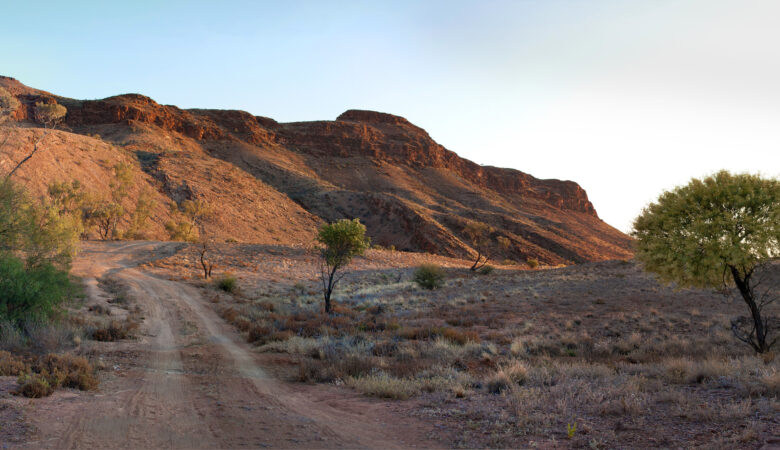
169;245;780;448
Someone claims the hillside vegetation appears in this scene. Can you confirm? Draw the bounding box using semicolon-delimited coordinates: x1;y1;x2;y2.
0;75;631;265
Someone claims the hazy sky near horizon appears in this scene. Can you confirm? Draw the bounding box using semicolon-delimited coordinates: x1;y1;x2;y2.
2;0;779;232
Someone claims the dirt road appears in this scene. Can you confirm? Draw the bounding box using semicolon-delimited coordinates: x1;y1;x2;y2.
21;241;440;449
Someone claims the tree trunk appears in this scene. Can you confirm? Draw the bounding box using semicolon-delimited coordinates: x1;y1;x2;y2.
200;245;210;279
730;266;768;353
324;267;337;313
470;252;489;271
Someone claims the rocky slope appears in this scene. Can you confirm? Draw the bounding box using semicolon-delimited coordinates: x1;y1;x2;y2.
0;76;632;263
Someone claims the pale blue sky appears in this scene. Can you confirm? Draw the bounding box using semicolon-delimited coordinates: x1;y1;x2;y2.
3;0;779;231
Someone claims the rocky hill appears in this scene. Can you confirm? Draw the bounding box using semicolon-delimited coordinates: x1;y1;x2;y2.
0;76;632;264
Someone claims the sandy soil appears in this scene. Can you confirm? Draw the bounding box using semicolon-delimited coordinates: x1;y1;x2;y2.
16;241;443;449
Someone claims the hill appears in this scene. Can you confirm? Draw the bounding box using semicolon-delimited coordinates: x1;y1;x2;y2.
0;76;632;264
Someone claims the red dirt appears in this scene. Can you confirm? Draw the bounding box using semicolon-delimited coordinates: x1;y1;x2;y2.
12;242;446;448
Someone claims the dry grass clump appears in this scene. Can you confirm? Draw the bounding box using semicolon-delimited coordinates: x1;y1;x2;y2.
661;357;732;384
0;350;28;376
16;373;54;398
11;353;99;398
0;320;82;355
34;353;99;391
347;374;420;399
486;361;528;394
89;318;139;342
759;369;780;395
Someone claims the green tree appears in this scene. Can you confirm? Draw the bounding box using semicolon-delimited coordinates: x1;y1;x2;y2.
632;171;780;353
0;180;77;269
125;188;156;240
0;180;78;324
93;202;124;240
0;255;73;324
317;218;370;313
166;199;211;242
110;162;134;203
7;102;67;178
463;221;494;271
90;163;138;240
0;180;32;253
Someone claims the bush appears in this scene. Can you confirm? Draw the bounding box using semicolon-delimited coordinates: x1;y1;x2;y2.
477;265;495;275
36;353;99;391
216;274;237;293
442;328;480;345
486;362;528;394
526;258;539;269
16;373;53;398
0;320;26;353
0;350;28;376
0;255;75;324
89;319;138;342
413;264;445;290
24;320;79;354
14;353;99;398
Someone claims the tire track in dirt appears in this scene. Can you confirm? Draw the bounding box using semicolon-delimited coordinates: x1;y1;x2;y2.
24;241;441;449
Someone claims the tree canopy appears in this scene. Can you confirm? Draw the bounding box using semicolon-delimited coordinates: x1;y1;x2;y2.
633;171;779;288
317;218;370;313
632;170;779;352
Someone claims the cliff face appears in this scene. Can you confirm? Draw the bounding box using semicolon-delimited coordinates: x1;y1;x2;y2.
0;76;632;263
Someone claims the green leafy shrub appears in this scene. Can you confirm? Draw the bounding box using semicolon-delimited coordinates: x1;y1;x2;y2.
477;265;495;275
0;255;74;324
216;274;238;293
413;264;445;290
16;373;53;398
526;258;539;269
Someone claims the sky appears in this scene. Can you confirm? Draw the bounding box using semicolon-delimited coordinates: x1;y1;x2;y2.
2;0;779;232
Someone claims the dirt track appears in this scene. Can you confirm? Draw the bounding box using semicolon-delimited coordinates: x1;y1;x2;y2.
21;241;440;449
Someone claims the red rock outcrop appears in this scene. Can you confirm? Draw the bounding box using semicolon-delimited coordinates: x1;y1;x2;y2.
0;76;631;263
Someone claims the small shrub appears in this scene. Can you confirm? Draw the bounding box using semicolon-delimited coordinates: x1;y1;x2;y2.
760;369;780;395
347;374;420;399
486;372;511;394
442;328;480;345
297;358;333;383
477;265;494;275
526;258;539;269
412;264;445;290
486;362;528;394
0;321;26;353
247;325;270;343
90;319;138;342
268;330;294;343
216;274;237;293
0;350;28;376
24;321;79;354
16;373;53;398
336;354;374;378
37;353;99;391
